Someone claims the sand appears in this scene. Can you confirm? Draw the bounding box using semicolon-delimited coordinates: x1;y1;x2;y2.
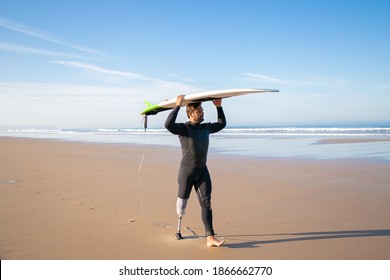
0;137;389;260
315;138;390;144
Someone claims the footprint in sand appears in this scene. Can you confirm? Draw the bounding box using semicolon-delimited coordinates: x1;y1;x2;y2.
70;200;84;207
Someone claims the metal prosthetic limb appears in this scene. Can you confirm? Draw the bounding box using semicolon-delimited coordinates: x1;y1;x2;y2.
175;198;188;240
175;215;183;240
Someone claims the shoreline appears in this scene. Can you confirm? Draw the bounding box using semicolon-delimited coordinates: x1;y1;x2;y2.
1;134;390;163
315;138;390;144
1;137;389;260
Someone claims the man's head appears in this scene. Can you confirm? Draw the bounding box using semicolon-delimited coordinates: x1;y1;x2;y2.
186;102;204;124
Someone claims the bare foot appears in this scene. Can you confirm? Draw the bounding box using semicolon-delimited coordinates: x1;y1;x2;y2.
207;236;225;247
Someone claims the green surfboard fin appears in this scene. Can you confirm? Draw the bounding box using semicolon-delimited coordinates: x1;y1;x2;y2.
141;100;170;115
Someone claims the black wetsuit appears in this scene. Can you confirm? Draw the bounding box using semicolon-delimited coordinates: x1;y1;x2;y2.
165;106;226;236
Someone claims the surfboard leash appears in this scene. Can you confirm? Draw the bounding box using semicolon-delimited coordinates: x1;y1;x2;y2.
143;115;148;130
137;115;148;218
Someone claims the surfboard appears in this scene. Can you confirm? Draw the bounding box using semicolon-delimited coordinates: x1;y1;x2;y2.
141;88;279;115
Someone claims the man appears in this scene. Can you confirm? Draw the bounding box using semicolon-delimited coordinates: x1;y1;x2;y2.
165;95;226;247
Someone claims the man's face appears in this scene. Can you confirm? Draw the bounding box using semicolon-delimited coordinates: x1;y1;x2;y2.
190;105;204;123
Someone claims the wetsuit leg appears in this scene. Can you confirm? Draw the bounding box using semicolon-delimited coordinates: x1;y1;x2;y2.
194;167;215;237
175;168;194;240
177;167;194;219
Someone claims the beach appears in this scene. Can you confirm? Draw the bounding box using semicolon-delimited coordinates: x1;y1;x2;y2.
0;137;389;260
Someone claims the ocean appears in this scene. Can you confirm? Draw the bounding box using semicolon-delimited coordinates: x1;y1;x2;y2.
1;125;390;161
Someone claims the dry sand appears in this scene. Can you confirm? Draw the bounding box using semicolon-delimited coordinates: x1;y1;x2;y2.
0;137;389;260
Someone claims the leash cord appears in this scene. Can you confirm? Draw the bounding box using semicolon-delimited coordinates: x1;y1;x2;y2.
137;116;147;217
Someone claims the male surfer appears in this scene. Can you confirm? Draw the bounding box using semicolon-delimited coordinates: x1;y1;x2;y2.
165;95;226;247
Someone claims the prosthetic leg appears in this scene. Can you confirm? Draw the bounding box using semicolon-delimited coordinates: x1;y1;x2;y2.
175;198;188;240
175;215;183;240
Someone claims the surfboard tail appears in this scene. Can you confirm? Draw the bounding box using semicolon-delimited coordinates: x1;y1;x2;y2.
141;100;172;116
141;100;158;115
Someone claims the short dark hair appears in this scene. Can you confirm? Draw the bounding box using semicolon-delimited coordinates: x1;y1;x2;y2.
186;102;202;118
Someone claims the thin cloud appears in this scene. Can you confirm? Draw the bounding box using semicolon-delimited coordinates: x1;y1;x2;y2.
0;41;90;59
52;60;198;91
241;73;288;84
240;72;388;89
53;60;151;80
0;16;105;57
241;72;345;87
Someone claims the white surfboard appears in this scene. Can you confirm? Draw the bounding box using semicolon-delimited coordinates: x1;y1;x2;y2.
141;88;279;115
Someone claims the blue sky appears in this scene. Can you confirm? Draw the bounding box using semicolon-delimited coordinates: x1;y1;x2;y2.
0;0;389;128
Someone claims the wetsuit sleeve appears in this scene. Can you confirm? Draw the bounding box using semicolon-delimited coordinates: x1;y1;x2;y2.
165;106;186;135
209;107;226;133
